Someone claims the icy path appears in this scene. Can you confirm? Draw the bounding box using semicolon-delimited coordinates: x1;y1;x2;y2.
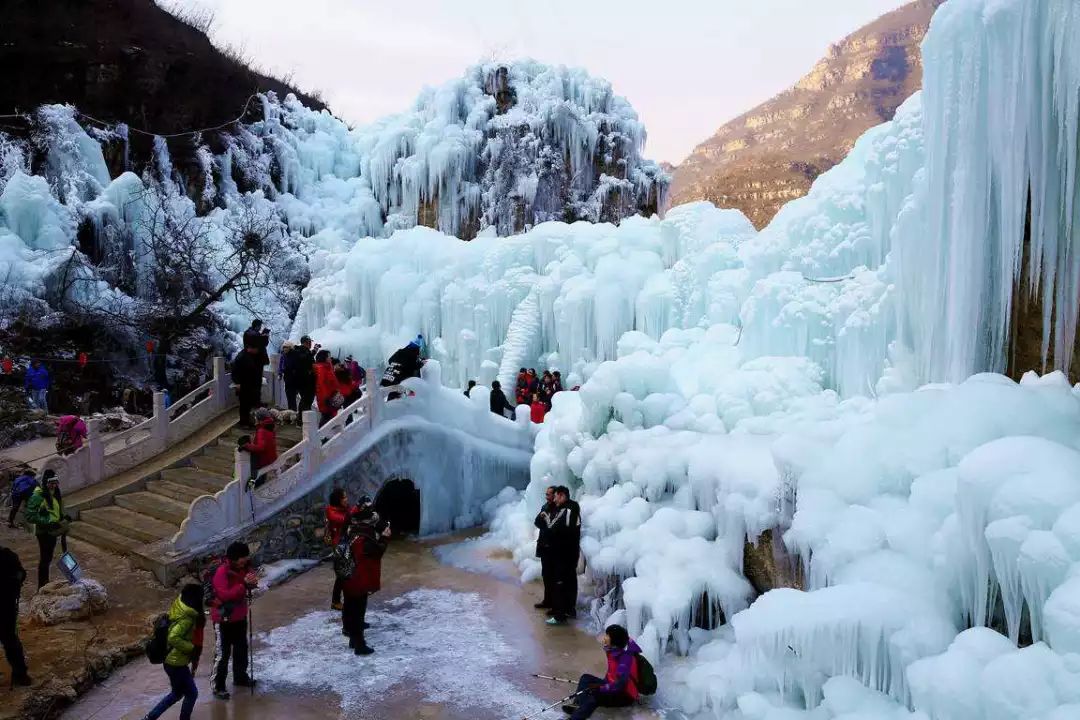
64;532;664;720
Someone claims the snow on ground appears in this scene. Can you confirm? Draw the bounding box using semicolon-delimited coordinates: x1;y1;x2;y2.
254;588;545;717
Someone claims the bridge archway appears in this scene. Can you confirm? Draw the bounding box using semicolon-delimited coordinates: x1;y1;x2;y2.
375;477;421;537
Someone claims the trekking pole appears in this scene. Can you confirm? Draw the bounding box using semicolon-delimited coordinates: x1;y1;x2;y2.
531;673;577;685
247;589;255;697
520;689;582;720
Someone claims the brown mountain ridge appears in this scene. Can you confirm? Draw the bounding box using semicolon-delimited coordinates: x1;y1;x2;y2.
669;0;945;229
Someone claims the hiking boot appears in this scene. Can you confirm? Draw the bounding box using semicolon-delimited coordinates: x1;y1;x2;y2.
331;602;343;611
233;677;257;688
213;688;232;700
353;643;374;656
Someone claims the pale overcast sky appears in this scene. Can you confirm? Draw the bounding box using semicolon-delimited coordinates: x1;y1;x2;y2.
177;0;910;164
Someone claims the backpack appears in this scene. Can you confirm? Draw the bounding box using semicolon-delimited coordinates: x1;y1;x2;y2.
332;537;355;580
636;654;658;696
200;559;220;608
145;613;170;664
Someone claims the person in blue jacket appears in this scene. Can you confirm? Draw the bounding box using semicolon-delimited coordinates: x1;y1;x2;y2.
8;468;37;528
24;360;49;412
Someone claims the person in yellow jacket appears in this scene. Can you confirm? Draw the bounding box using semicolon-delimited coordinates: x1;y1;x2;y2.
141;584;205;720
23;471;69;588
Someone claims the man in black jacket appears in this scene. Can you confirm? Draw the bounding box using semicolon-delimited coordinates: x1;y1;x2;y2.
231;347;264;428
243;319;271;368
286;336;316;412
490;381;513;417
533;485;557;610
0;544;30;686
545;486;581;625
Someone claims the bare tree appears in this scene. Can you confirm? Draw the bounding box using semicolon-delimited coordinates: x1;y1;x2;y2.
70;182;305;385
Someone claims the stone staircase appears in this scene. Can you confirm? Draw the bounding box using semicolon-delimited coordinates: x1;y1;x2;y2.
68;421;304;556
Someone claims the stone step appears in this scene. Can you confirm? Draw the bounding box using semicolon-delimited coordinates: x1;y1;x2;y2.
146;479;208;504
115;491;191;525
201;444;237;462
80;506;178;543
68;520;146;556
187;454;235;478
160;467;231;494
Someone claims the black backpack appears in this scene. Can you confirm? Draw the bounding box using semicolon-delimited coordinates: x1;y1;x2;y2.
145;614;170;664
332;537;355;580
636;654;657;696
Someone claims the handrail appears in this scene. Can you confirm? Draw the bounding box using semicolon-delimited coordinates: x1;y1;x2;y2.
102;418;154;451
167;379;214;420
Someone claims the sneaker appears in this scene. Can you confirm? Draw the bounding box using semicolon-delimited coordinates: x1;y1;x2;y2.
353;643;374;656
213;688;232;700
233;677;257;688
331;602;343;611
545;616;567;626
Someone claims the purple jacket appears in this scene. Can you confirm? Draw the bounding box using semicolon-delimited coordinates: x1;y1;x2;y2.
601;639;642;698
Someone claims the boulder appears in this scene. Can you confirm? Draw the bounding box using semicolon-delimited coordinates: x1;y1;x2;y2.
30;579;109;625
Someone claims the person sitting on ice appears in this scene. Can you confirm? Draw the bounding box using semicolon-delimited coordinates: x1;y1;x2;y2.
490;380;513;418
561;624;643;720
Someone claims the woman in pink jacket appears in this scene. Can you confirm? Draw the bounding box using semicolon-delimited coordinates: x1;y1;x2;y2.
55;415;87;455
210;542;258;700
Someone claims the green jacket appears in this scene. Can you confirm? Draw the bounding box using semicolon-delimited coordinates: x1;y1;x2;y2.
24;487;63;536
164;596;201;667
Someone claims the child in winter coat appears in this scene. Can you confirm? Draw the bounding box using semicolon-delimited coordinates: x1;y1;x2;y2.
325;488;358;610
141;583;204;720
530;392;548;424
563;624;642;720
241;412;278;476
342;507;390;655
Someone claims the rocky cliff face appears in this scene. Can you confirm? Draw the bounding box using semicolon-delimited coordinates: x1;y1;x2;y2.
670;0;945;229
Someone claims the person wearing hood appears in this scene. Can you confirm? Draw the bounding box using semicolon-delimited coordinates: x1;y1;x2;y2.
382;339;424;388
342;506;391;656
313;350;341;425
24;470;69;588
8;467;37;528
562;624;643;719
55;415;88;456
241;411;278;474
140;583;205;720
210;542;258;700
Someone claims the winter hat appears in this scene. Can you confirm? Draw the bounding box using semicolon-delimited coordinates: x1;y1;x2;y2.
42;469;57;484
357;494;373;508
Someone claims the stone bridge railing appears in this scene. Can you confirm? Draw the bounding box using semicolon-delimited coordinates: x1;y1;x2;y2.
45;355;282;494
170;361;535;553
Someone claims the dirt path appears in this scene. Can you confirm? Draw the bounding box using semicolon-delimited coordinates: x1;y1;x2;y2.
61;532;663;720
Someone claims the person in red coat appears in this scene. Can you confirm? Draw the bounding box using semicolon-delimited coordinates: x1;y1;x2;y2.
313;350;340;426
530;392;548;424
210;542;258;699
342;507;390;656
326;488;362;610
241;412;278;476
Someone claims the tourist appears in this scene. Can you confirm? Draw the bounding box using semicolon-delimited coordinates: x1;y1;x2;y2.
55;414;88;456
240;410;278;478
345;355;364;386
242;319;270;368
7;467;36;528
210;542;258;700
230;346;264;428
314;349;341;425
464;379;477;398
515;368;529;405
23;470;69;588
325;488;354;611
533;485;557;610
336;365;361;406
382;338;424;389
561;624;643;719
24;359;49;412
140;583;205;720
530;392;547;423
545;485;581;625
341;506;391;655
277;342;296;410
489;380;513;418
287;336;316;412
552;370;564;394
0;543;30;687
